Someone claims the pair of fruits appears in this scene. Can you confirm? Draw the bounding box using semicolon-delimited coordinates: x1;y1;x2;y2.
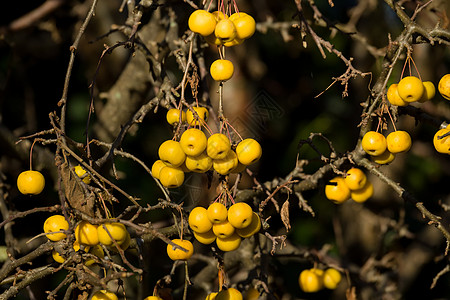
189;202;261;252
166;106;209;126
205;287;243;300
153;129;262;188
188;10;256;47
361;130;412;165
387;76;435;106
75;220;130;249
298;268;342;293
325;167;373;204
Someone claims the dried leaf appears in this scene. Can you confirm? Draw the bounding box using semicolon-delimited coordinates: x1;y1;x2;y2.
281;200;291;232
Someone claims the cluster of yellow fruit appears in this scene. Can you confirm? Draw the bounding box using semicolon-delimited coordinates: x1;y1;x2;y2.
299;268;342;293
325;167;373;204
387;76;436;106
153;120;262;188
188;202;261;252
43;215;130;264
205;287;243;300
361;130;411;165
188;9;256;81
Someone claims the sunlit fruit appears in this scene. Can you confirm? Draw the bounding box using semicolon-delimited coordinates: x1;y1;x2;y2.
298;269;323;293
189;206;213;233
351;181;374;203
207;133;231;160
214;18;237;42
167;239;194;260
236;138;262;165
213;150;239;175
186;106;209;126
185;152;212;173
361;131;387;156
188;10;216;36
74;165;91;184
344;167;367;190
75;221;99;246
419;81;436;103
433;128;450;154
325;176;350;204
52;250;66;264
213;220;235;238
207;202;228;224
386;130;412;153
166;108;186;125
216;288;243;300
193;229;217;244
180;128;208;157
216;232;242;252
158;140;186;167
43;215;69;242
236;212;261;238
91;290;118;300
438;74;450;100
97;222;128;246
387;84;408;106
159;166;185;188
205;292;218;300
323;268;342;290
371;150;396;165
17;170;45;195
397;76;424;102
151;160;167;180
227;202;253;229
210;59;234;82
230;13;256;40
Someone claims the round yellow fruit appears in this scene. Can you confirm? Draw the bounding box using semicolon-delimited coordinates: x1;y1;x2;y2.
97;222;128;246
230;13;256;40
298;269;323;293
210;59;234;82
344;167;367;190
216;232;242;252
44;215;69;242
361;131;387;156
397;76;424;102
158;140;186;167
371;150;396;165
185;152;212;173
433;128;450;154
205;292;218;300
236;138;262;165
180;128;208;157
193;230;216;245
386;130;412;153
186;106;209;126
17;170;45;195
207;133;231;160
159;166;185;188
75;221;99;246
166;108;186;125
91;290;118;300
325;176;350;204
351;181;374;203
438;74;450;100
213;150;239;175
323;268;342;290
236;212;261;238
227;202;253;229
387;84;408;106
188;10;216;36
151;160;167;180
167;239;194;260
212;220;236;238
207;202;228;224
216;288;243;300
189;206;213;233
214;18;237;42
419;81;436;103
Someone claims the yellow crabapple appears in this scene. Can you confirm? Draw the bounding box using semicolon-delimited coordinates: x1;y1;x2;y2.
387;84;408;106
188;206;213;233
419;81;436;103
351;181;374;203
180;128;208;157
438;74;450;100
214;18;237;42
193;229;217;244
52;250;66;264
207;133;231;160
230;13;256;40
17;170;45;195
185;152;212;173
97;222;128;246
207;202;228;224
325;176;350;204
433;128;450;154
298;269;323;293
216;288;243;300
397;76;424;102
236;212;261;238
210;59;234;82
386;130;412;153
236;138;262;165
75;221;99;246
84;244;105;266
213;150;239;175
361;131;387;156
166;108;186;125
159;166;185;188
186;106;209;126
167;239;194;260
344;167;367;190
205;292;218;300
227;202;253;229
91;290;118;300
74;165;91;184
43;215;69;242
188;10;216;36
158;140;186;167
151;160;168;179
371;150;396;165
216;232;242;252
212;220;236;238
323;268;342;290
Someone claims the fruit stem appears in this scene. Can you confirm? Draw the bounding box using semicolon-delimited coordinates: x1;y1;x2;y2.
385;103;397;132
29;139;37;170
